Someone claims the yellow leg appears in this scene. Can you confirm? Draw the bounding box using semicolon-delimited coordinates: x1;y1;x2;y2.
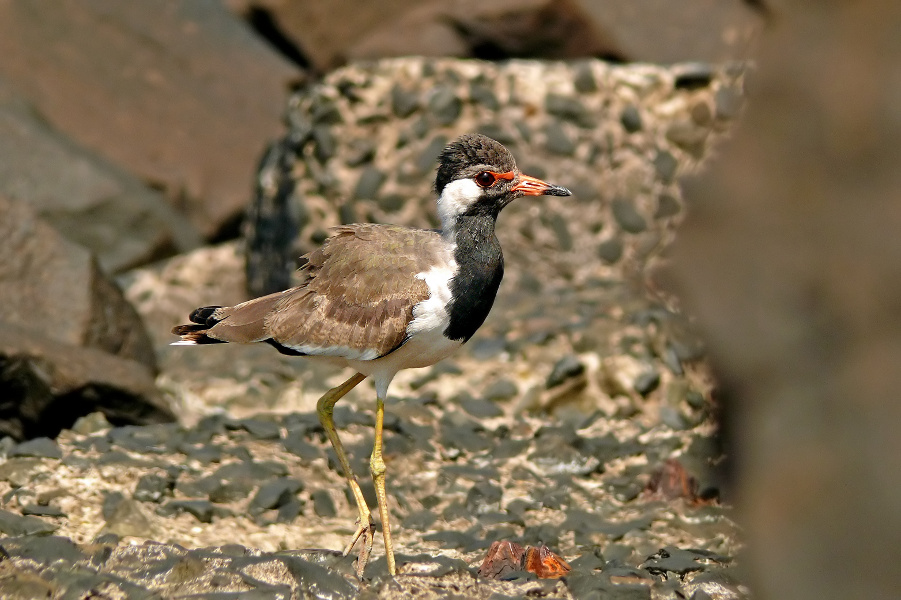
316;372;372;578
370;395;397;576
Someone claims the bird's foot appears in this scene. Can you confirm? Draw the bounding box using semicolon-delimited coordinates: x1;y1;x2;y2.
343;516;375;579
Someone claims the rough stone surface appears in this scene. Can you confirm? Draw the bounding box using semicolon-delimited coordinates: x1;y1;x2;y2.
671;3;901;600
0;196;157;371
228;0;762;71
0;0;300;239
0;80;200;273
0;322;174;440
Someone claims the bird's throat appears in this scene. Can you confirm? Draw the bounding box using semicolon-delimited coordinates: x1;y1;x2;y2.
443;213;505;342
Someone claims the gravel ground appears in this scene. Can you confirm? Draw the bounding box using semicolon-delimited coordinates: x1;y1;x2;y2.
0;57;747;599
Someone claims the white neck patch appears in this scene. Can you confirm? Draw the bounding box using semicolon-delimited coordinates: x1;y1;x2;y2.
437;178;482;237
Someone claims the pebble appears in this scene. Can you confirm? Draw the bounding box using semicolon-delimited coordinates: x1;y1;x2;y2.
311;489;337;518
482;379;518;402
417;135;448;173
469;82;499;111
544;120;576;156
0;509;57;535
597;238;624;264
620;104;643;133
427;86;462;125
250;477;304;511
353;165;387;200
655;193;682;219
465;483;503;515
612;197;648;234
103;498;156;537
673;62;715;89
653;150;679;183
574;62;598;93
10;436;62;459
21;503;65;518
633;369;661;396
391;84;419;118
71;411;112;435
162;499;218;523
546;355;586;388
133;473;175;503
545;93;595;128
715;84;744;119
208;480;254;504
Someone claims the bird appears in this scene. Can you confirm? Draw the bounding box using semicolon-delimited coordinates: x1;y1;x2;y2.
171;133;572;577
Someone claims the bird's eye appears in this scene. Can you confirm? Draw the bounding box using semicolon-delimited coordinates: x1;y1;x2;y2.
475;171;496;187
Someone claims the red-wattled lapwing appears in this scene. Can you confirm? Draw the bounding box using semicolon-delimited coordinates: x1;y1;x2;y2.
171;133;571;577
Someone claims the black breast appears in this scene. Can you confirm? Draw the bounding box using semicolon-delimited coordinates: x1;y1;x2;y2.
444;216;505;342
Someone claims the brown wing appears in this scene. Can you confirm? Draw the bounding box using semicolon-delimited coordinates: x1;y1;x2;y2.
174;225;447;360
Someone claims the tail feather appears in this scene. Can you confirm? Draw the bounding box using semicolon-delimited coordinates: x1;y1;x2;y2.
172;306;227;345
189;306;223;325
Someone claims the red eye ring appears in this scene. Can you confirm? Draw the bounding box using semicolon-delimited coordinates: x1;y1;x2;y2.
475;171;496;187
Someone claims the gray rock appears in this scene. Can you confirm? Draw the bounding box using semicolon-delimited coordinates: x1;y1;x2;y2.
9;437;62;460
547;355;586;388
469;82;499;111
0;323;173;441
574;62;598;93
673;62;716;89
597;237;624;264
714;84;744;120
655;193;682;219
427;86;462;125
653;150;679;183
612;197;648;234
0;197;157;371
0;83;200;273
544;120;576;156
0;1;298;239
545;93;594;128
311;489;337;518
133;473;175;503
353;165;387;200
0;509;57;535
250;477;304;511
391;84;420;118
620;104;643;133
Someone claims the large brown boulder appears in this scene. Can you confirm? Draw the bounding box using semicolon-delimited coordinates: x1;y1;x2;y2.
229;0;763;71
0;323;173;441
0;196;157;372
0;0;300;239
0;78;200;273
672;2;901;599
0;197;174;439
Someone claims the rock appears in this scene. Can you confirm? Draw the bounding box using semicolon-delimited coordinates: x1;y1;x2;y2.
9;437;62;460
0;0;299;239
546;355;586;388
620;104;643;133
103;497;159;538
597;238;624;264
311;489;337;518
249;477;304;512
672;5;901;599
0;197;157;371
0;322;173;440
544;120;576;156
0;509;57;535
133;473;175;503
427;86;463;126
246;0;621;72
0;81;200;273
391;84;420;118
612;197;647;234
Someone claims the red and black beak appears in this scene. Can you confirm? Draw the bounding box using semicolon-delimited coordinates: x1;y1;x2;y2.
513;174;572;197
